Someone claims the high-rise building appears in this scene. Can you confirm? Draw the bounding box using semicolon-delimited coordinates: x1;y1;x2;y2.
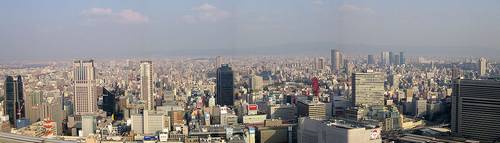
4;75;25;127
352;71;385;107
140;61;154;110
389;52;394;65
215;56;222;68
394;55;400;65
250;75;263;92
102;87;116;116
479;57;487;76
330;49;342;72
380;52;390;65
25;90;41;125
399;52;405;65
216;64;234;106
73;60;97;115
81;115;96;137
451;79;500;142
367;55;375;65
314;57;325;70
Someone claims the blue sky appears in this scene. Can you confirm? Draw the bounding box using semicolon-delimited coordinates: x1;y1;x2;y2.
1;0;500;60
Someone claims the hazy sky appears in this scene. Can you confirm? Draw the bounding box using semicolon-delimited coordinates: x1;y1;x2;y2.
1;0;500;60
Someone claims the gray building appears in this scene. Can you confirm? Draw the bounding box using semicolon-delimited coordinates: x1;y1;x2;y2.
331;49;343;72
297;117;381;143
352;71;385;107
451;79;500;142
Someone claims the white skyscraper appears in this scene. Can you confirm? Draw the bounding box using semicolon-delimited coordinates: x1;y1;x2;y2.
381;51;390;65
73;60;97;115
140;61;154;111
479;57;487;76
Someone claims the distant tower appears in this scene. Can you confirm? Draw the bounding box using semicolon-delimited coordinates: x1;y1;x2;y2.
381;52;390;65
367;55;375;65
4;75;25;127
73;60;97;115
330;49;343;72
215;56;222;68
399;52;405;65
140;61;154;110
216;64;234;106
389;52;395;65
314;57;325;70
394;55;401;65
479;57;487;76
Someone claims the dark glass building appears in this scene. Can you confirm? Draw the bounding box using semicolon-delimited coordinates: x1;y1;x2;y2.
4;75;25;127
216;64;234;106
102;88;116;116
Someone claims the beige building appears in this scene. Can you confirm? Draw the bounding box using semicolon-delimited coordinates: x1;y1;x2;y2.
140;61;154;110
73;60;97;115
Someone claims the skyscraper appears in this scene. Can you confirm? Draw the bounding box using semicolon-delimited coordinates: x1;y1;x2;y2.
394;55;400;65
451;79;500;142
314;57;325;70
331;49;342;72
352;71;385;107
4;75;25;127
389;52;394;65
73;60;97;115
367;55;375;65
215;56;222;68
250;75;263;92
479;57;487;76
399;52;405;65
380;52;390;65
140;61;154;110
216;64;234;106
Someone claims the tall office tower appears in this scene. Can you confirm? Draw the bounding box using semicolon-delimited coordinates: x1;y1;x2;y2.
215;56;222;68
140;61;154;110
4;75;25;127
330;49;342;72
73;60;97;115
451;80;500;142
380;52;390;65
479;57;487;76
389;52;394;65
250;75;263;92
102;88;116;116
352;71;385;107
216;64;234;106
314;57;325;70
367;55;375;65
399;52;405;65
394;55;400;65
25;90;42;125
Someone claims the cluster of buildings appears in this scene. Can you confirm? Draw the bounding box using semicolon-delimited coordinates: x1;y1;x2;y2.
0;49;498;143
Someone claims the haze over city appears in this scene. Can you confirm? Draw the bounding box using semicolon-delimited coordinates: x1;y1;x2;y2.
1;0;500;61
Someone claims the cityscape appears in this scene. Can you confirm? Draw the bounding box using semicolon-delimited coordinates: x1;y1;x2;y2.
1;1;500;143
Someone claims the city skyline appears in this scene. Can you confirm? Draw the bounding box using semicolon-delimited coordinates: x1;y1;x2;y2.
2;0;500;61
